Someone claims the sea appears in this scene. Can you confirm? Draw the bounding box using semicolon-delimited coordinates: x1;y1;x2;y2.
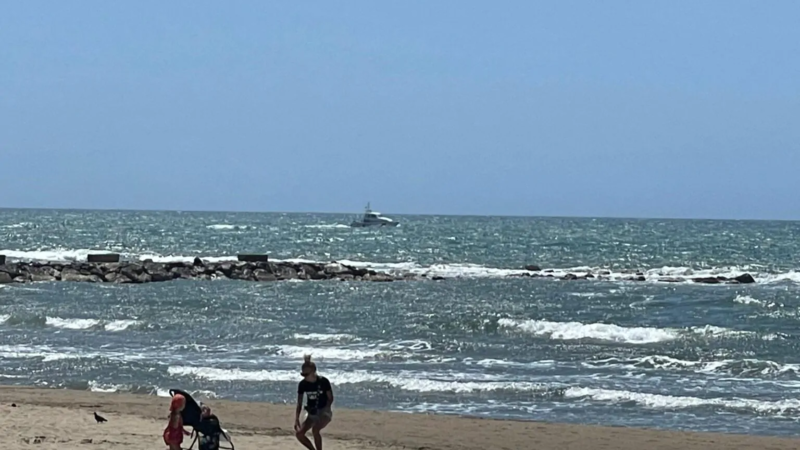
2;209;800;436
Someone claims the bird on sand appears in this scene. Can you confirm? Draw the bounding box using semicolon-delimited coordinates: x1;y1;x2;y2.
94;412;108;423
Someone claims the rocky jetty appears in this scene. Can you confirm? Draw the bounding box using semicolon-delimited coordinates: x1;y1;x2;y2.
0;259;400;284
0;258;758;285
514;266;757;284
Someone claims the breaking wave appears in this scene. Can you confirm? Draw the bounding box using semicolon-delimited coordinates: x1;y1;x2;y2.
565;387;800;415
167;366;555;394
498;318;751;344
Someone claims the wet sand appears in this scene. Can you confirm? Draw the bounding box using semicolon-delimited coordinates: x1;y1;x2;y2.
0;386;797;450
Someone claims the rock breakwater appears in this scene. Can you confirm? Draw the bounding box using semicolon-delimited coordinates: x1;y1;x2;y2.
0;259;401;284
0;258;758;285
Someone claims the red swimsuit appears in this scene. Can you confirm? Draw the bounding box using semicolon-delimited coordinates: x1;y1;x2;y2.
163;414;184;446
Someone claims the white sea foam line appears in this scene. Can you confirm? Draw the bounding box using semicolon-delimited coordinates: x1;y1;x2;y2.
104;320;140;332
45;317;100;330
275;345;383;361
0;314;9;324
585;355;800;377
565;387;800;414
292;333;359;343
733;295;779;308
498;318;752;344
0;344;156;363
0;222;31;229
304;224;350;229
206;224;237;230
167;366;549;393
497;318;678;344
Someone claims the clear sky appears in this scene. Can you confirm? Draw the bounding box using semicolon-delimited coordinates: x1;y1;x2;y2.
1;1;798;219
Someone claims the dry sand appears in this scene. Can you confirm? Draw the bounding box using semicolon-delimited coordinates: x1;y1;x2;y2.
1;386;798;450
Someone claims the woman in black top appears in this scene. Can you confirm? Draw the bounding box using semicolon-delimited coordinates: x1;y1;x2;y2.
294;355;334;450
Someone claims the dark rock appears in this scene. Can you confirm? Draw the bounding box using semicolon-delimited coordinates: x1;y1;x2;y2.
103;272;120;283
274;265;298;280
432;276;446;281
544;269;554;273
337;274;355;281
216;263;234;278
151;270;176;282
0;263;20;278
144;262;173;281
254;269;277;282
193;257;204;267
324;263;351;275
99;263;122;273
693;277;721;284
563;273;579;281
28;266;59;282
365;273;395;282
60;269;101;283
524;265;542;272
350;267;369;277
734;273;756;284
170;266;194;279
165;261;188;271
585;273;595;279
598;270;611;276
659;277;685;283
120;263;144;277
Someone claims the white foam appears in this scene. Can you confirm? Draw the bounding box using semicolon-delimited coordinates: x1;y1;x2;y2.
156;388;171;397
0;248;100;262
498;318;678;344
45;317;100;330
136;254;236;263
167;366;548;393
88;381;122;393
0;314;9;324
0;373;25;378
733;295;778;308
499;318;751;344
276;345;383;361
304;224;350;229
206;224;237;230
565;387;800;414
0;222;31;229
0;344;78;361
104;320;139;332
292;333;360;343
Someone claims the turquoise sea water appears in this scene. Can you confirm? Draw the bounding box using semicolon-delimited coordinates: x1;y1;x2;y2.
2;209;800;435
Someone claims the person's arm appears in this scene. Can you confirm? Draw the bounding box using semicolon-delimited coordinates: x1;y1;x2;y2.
323;378;334;407
295;386;304;430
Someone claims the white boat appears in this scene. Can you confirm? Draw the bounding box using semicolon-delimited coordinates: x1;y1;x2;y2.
350;203;399;227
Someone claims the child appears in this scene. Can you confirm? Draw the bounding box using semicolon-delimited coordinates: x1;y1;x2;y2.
164;394;190;450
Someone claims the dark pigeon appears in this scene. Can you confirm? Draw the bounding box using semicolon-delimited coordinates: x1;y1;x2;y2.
94;412;108;423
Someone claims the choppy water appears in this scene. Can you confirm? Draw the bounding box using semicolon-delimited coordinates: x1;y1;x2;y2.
3;209;800;435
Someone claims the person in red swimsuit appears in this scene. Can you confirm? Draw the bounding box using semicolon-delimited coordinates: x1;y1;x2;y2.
163;394;190;450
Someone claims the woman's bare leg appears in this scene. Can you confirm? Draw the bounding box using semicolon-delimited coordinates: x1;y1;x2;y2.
311;416;332;450
295;419;316;450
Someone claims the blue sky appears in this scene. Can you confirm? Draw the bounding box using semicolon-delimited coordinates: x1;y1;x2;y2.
1;1;798;219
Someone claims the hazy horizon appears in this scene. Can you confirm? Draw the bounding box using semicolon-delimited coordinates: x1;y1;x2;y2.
2;205;799;223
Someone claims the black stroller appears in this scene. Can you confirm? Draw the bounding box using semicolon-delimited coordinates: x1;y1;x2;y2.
169;389;234;450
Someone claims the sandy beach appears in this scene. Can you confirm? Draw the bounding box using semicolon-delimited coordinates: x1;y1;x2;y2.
0;387;797;450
